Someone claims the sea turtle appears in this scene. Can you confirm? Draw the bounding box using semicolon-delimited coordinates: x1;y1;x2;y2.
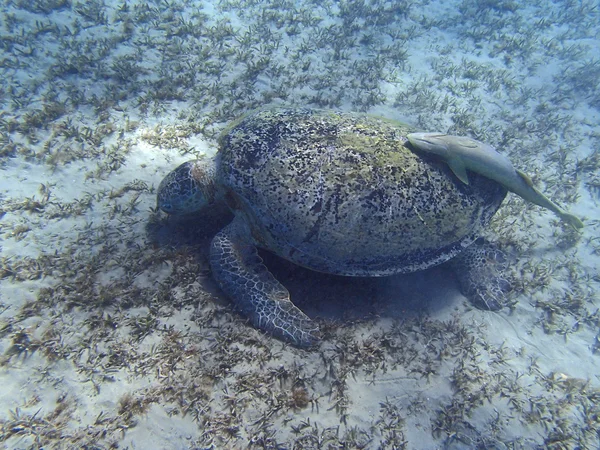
157;108;511;347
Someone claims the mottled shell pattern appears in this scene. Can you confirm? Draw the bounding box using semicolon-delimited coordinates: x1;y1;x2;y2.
216;108;506;276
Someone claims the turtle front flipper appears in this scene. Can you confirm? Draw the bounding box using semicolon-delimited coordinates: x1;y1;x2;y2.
448;239;512;310
210;217;321;347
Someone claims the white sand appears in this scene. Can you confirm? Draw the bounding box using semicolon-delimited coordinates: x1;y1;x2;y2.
1;0;599;448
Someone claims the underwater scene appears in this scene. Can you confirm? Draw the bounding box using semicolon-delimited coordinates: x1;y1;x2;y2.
1;0;599;448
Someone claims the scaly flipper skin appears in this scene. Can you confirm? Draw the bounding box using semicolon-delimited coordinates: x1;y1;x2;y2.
210;216;321;347
448;240;512;310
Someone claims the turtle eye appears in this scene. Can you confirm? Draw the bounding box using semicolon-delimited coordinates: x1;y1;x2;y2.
159;202;172;213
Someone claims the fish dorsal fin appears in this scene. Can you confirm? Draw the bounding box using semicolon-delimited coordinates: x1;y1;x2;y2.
516;169;534;187
447;156;470;185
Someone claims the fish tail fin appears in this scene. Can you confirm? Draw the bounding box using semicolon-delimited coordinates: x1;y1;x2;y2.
560;212;584;230
515;169;583;230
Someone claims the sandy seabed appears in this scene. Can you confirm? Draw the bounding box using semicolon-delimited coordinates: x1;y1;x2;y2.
1;0;599;448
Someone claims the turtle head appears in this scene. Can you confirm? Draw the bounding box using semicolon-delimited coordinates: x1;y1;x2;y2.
157;159;217;215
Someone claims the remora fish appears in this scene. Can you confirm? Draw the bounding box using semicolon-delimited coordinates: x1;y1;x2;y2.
407;132;584;230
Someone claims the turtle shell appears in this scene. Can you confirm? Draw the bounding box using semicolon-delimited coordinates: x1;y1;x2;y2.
216;108;506;276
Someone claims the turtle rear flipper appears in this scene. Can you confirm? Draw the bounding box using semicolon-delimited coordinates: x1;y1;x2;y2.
449;239;512;310
210;217;321;347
